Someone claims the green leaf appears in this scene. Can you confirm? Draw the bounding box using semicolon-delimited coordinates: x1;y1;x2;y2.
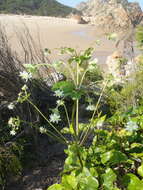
85;176;99;190
101;151;113;164
76;167;99;190
138;164;143;177
80;176;99;190
82;167;91;177
60;47;76;55
101;150;128;165
61;127;70;134
52;81;75;95
53;81;83;99
102;168;117;190
90;167;98;177
123;173;143;190
23;64;37;74
62;175;77;189
47;184;63;190
130;152;143;159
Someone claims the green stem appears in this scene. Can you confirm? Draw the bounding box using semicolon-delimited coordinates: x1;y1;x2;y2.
79;68;88;87
63;104;70;128
21;120;67;144
27;99;67;144
76;60;79;138
76;99;79;137
76;144;83;168
71;101;79;142
80;80;108;145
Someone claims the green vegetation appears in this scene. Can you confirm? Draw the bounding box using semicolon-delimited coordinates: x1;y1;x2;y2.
136;26;143;50
1;25;143;189
0;0;79;17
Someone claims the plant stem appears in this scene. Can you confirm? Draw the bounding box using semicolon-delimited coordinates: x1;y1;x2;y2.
76;60;79;138
80;80;108;145
79;68;88;87
71;101;78;141
27;99;67;144
76;99;79;137
76;144;83;168
63;104;70;128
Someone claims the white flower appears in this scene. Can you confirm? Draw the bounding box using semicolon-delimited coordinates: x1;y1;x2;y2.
89;58;98;65
10;130;16;136
19;71;32;82
8;117;14;126
88;64;96;71
86;105;96;111
126;70;130;76
97;120;104;129
21;84;28;91
54;90;64;98
94;58;98;63
8;103;15;110
8;117;20;127
50;113;61;123
57;100;64;106
39;127;47;134
125;121;139;132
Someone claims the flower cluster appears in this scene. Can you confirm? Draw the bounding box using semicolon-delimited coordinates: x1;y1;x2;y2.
19;71;32;82
39;127;47;134
125;121;139;132
54;90;64;98
57;100;64;106
86;104;96;111
17;84;30;103
8;117;20;136
7;102;15;110
50;112;61;124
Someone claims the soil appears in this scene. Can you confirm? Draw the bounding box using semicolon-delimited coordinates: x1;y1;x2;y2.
6;136;66;190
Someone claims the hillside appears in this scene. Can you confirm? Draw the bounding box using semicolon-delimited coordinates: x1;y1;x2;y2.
0;0;78;17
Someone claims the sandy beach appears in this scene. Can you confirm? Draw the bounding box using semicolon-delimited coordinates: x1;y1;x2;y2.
0;14;118;65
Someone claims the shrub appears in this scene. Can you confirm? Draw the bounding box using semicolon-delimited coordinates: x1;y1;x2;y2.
48;107;143;189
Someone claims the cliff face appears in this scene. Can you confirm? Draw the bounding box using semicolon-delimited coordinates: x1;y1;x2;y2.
77;0;143;32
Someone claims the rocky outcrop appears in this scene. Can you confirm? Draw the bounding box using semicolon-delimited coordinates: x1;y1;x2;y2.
77;0;143;32
106;50;137;84
69;13;88;24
